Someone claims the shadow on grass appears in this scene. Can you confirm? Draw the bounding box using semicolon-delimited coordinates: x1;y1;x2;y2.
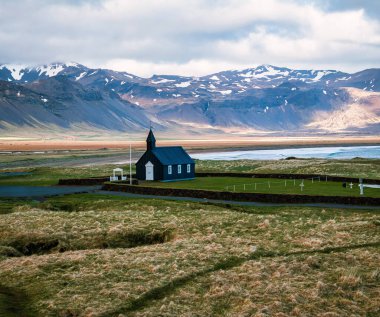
3;228;177;257
0;198;36;214
0;285;34;317
39;201;82;212
103;241;380;317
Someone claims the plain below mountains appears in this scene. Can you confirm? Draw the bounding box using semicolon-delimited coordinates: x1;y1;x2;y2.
0;62;379;136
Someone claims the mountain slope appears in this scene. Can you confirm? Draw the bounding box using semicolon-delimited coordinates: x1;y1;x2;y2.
0;76;151;132
0;62;379;135
306;88;380;133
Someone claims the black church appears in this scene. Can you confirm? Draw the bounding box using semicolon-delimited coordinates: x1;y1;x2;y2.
135;129;195;181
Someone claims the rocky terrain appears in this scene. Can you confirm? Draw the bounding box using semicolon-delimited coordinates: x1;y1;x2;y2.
0;63;379;136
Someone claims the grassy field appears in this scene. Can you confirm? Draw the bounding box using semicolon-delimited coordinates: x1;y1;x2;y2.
0;157;379;187
0;166;115;186
0;149;134;166
196;158;380;179
0;194;379;316
0;156;379;316
141;176;380;197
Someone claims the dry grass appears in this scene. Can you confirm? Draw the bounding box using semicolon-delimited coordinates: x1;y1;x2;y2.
134;248;380;317
0;194;379;316
196;158;380;179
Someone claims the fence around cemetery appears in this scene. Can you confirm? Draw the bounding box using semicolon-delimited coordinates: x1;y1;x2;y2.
102;182;380;206
195;172;380;194
58;172;380;205
224;176;323;192
195;172;380;184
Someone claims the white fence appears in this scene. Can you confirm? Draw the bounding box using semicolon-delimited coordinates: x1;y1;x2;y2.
224;176;324;192
223;176;376;196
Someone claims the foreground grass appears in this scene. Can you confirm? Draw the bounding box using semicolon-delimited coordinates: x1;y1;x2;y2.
0;194;379;316
142;176;380;197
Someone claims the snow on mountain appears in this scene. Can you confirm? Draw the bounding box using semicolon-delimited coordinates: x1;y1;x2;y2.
0;62;86;82
75;72;87;81
174;81;192;88
238;65;290;79
0;62;379;135
151;78;175;84
219;90;232;95
0;64;27;80
36;63;66;77
0;75;151;132
311;70;333;82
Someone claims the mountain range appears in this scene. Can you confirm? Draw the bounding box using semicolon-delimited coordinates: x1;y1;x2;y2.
0;62;379;136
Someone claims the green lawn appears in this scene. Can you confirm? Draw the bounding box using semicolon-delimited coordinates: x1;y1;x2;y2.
141;176;380;197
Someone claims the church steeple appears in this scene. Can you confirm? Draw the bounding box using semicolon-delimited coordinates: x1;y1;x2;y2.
146;128;156;151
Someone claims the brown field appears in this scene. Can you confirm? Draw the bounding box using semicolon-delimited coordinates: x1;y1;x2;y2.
0;195;379;316
0;135;379;151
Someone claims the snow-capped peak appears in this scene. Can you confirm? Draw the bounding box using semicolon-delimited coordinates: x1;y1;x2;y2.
36;63;67;77
0;61;87;81
0;64;28;80
65;62;81;68
236;65;290;79
310;70;336;82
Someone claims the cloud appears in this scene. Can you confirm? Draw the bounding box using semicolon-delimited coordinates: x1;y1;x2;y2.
0;0;379;76
315;0;380;19
102;58;246;78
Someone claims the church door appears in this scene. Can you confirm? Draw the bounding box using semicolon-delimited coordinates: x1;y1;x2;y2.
145;161;154;180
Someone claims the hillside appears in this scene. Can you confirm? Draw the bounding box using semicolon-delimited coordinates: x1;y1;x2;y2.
0;63;379;136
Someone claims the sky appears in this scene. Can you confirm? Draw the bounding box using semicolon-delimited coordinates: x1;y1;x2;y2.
0;0;379;77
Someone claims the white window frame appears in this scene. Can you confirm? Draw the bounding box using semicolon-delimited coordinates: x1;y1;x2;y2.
187;164;191;173
178;165;181;174
168;165;172;175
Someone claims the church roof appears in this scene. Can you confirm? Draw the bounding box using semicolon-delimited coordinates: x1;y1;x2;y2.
146;129;156;143
152;146;194;165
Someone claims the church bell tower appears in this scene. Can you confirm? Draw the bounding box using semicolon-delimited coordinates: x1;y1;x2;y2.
146;128;156;151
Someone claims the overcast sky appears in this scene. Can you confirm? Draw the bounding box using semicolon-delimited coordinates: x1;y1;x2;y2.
0;0;379;77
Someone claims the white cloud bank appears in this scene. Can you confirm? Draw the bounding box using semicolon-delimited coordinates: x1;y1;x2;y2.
0;0;379;77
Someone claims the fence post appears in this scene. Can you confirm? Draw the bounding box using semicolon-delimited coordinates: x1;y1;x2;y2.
359;178;363;195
